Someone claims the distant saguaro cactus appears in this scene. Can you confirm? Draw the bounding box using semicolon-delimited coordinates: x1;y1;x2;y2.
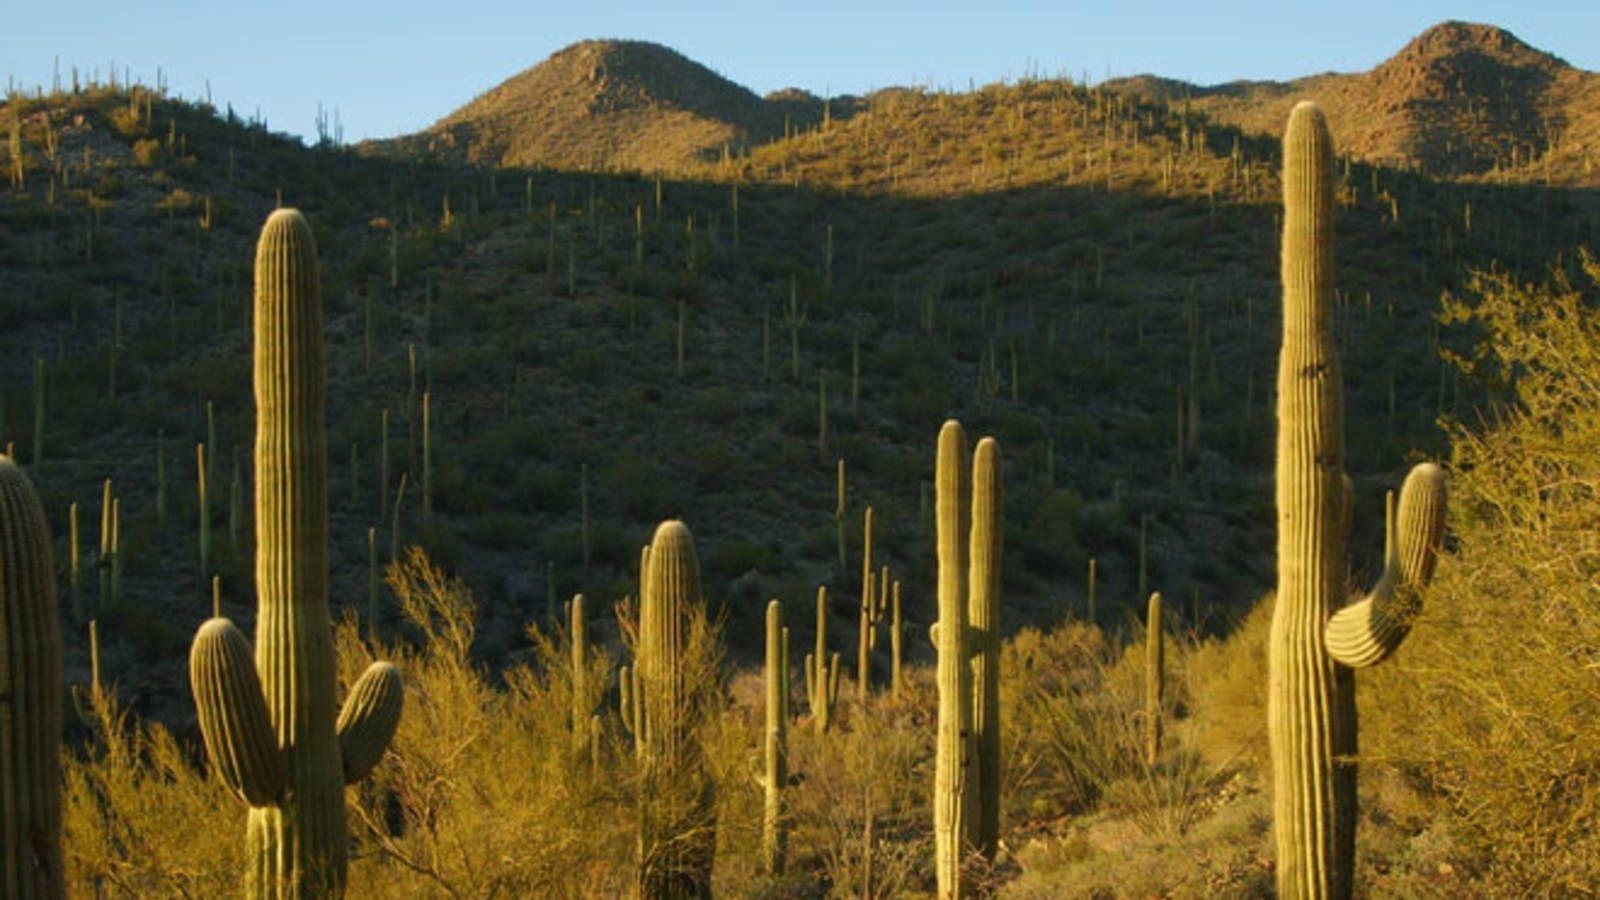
1145;592;1163;767
0;456;63;900
804;585;840;734
187;209;403;898
1269;102;1448;899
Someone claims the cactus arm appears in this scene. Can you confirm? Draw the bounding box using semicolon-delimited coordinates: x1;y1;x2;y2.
189;618;287;806
336;661;404;784
1325;463;1448;668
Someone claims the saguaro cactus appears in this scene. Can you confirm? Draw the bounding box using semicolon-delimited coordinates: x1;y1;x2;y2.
804;585;839;734
0;456;63;900
1269;102;1448;899
635;519;715;899
967;437;1002;859
932;419;972;899
760;599;788;875
188;209;403;899
1145;592;1164;767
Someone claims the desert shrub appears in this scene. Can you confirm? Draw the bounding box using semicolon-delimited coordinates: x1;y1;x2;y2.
785;675;937;897
1184;596;1271;773
343;548;635;896
63;688;242;896
130;138;161;168
1362;252;1600;893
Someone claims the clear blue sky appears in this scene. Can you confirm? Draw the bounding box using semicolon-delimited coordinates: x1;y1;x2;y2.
4;1;1596;143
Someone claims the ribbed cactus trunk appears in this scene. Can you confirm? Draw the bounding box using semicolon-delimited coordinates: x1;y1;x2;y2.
1268;100;1358;899
248;207;348;897
933;420;971;899
967;437;1001;859
0;457;63;900
761;599;787;876
636;520;714;899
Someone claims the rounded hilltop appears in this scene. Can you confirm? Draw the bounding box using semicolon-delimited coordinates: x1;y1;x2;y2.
368;39;835;173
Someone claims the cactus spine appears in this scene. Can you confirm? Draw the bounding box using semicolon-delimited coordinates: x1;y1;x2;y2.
187;209;403;898
635;520;715;898
1269;103;1447;899
967;437;1002;859
932;419;972;899
0;456;63;899
761;599;788;875
1145;592;1163;766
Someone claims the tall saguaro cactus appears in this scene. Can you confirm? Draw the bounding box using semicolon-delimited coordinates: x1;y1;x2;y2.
635;519;716;899
932;419;973;899
931;421;1004;898
0;457;63;900
188;209;403;899
1269;102;1448;899
967;437;1002;859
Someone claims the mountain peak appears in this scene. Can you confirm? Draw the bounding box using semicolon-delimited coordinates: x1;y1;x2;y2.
1392;21;1565;71
392;39;785;171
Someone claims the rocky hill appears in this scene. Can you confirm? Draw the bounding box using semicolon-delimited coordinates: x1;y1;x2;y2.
1107;21;1600;180
363;39;845;172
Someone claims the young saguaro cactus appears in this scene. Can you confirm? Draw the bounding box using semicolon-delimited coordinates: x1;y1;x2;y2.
0;456;63;900
187;209;403;899
1269;102;1448;899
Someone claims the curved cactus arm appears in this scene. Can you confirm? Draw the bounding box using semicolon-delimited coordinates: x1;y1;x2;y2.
189;618;286;806
336;661;404;784
1394;462;1448;586
1325;463;1447;668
